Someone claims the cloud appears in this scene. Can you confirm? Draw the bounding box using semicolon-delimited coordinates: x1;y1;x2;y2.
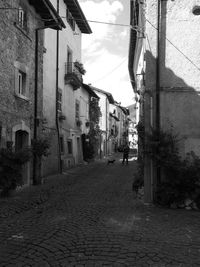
83;49;134;106
79;0;134;106
79;0;123;49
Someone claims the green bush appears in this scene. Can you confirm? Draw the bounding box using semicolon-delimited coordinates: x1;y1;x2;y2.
147;129;200;206
0;147;31;197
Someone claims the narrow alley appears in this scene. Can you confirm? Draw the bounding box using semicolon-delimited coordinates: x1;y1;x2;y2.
0;155;200;267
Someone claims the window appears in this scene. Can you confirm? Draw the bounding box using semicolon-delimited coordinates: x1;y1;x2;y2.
18;71;26;95
67;139;73;154
66;8;75;31
57;90;62;112
75;100;80;119
66;48;73;74
14;61;29;99
18;6;27;30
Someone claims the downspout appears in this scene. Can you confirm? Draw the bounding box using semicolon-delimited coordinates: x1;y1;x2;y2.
33;29;39;185
105;98;108;155
156;0;161;132
56;0;62;173
155;0;161;188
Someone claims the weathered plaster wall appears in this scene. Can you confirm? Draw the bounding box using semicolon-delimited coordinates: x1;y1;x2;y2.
43;0;83;175
146;0;200;157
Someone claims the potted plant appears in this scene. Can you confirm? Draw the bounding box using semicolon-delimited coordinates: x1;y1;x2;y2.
74;60;86;75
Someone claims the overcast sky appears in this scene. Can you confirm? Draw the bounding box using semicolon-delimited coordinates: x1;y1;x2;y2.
79;0;135;107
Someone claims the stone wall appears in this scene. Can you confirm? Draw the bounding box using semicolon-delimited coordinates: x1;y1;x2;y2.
0;0;44;146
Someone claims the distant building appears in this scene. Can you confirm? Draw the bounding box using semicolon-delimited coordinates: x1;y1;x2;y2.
86;85;129;156
0;0;64;185
127;103;138;150
89;86;115;157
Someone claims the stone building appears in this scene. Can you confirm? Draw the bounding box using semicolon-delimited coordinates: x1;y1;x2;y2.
42;0;92;175
0;0;64;185
129;0;200;203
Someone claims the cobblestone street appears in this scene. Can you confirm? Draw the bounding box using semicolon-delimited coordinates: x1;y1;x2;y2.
0;154;200;266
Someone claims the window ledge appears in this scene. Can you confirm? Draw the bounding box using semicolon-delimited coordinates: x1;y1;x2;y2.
14;93;30;102
14;22;32;42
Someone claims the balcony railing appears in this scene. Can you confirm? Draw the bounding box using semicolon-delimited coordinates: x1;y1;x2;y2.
64;62;82;90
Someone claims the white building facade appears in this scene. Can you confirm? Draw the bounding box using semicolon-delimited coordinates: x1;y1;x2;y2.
42;0;92;176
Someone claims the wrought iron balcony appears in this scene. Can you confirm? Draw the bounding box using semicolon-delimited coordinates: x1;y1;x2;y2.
64;62;83;90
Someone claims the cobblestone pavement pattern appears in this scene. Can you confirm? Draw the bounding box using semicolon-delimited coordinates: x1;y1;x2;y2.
0;154;200;267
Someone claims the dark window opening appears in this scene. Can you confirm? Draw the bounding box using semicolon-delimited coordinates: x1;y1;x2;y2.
75;100;80;119
67;140;72;154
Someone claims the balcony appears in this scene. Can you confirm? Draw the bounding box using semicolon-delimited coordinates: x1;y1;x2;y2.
64;62;83;90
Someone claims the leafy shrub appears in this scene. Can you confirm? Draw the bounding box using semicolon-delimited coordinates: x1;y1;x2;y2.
31;138;50;158
146;129;200;206
0;147;31;197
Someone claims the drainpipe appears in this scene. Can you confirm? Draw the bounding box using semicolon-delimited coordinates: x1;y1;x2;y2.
33;29;39;185
56;0;62;173
156;0;161;132
155;0;161;190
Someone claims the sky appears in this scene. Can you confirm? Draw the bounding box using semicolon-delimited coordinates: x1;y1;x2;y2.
79;0;135;107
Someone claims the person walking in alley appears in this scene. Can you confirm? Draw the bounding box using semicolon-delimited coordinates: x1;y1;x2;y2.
122;143;130;165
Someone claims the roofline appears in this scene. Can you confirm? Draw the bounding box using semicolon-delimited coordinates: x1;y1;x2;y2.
28;0;66;30
89;85;115;104
82;83;100;99
64;0;92;34
44;0;66;29
128;0;139;93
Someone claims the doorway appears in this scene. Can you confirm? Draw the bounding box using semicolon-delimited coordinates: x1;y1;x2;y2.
15;130;29;185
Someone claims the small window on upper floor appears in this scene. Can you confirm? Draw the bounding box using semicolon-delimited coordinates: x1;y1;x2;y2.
18;71;26;95
18;6;27;30
14;61;29;100
66;8;75;31
193;6;200;15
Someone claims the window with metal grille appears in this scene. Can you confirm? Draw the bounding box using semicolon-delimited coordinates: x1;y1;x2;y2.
75;100;80;119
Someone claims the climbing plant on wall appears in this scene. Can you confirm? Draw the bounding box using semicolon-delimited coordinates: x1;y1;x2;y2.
87;97;101;158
